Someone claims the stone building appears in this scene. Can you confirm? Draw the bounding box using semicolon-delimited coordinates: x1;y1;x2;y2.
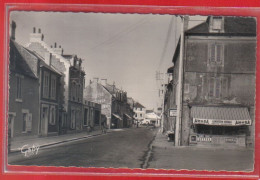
167;16;256;147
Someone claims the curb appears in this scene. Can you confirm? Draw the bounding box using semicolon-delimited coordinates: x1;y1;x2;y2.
10;132;105;154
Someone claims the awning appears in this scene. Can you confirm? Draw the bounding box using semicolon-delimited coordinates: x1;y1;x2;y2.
191;106;251;126
112;113;122;121
124;114;132;119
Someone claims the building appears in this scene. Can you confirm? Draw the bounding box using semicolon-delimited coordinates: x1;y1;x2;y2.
9;22;62;138
133;102;146;124
168;16;256;147
27;28;86;134
84;79;132;129
144;110;161;127
82;100;101;131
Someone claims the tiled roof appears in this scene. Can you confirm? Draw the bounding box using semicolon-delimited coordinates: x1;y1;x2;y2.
10;40;38;79
186;16;256;36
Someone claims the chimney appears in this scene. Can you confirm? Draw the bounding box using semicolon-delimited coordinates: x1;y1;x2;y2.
101;79;107;86
10;21;16;40
44;52;52;65
53;43;63;55
30;27;43;42
79;58;82;67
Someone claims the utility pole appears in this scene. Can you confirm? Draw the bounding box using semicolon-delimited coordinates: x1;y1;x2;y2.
175;16;189;146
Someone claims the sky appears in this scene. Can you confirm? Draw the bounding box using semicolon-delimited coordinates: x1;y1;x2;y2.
10;11;206;110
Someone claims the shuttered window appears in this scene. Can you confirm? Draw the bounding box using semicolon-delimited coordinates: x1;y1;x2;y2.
209;43;224;66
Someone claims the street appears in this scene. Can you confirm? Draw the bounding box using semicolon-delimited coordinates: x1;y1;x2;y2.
9;127;157;168
8;127;254;171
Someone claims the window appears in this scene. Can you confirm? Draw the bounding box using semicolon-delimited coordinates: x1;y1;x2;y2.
50;75;57;100
209;43;224;66
208;77;228;98
140;108;142;111
22;110;32;132
212;17;222;30
49;106;56;125
140;113;142;117
43;71;50;98
16;76;22;100
71;82;76;101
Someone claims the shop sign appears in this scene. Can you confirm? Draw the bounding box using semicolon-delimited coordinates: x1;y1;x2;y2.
169;109;177;117
225;138;237;143
193;118;251;126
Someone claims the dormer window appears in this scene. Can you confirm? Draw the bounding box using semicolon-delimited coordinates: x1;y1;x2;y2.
212;17;222;30
210;17;224;33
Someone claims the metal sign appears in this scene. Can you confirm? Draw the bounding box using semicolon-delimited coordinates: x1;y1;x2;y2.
169;109;177;117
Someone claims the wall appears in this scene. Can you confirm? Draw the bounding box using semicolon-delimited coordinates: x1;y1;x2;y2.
181;36;256;146
9;72;39;137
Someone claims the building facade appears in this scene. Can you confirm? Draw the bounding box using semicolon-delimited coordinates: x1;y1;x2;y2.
170;16;256;147
27;28;87;134
133;102;146;124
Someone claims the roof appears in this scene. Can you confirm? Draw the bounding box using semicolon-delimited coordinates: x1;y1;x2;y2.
26;48;62;76
186;16;256;36
191;106;251;126
172;37;180;63
103;83;120;96
10;40;38;79
134;102;145;108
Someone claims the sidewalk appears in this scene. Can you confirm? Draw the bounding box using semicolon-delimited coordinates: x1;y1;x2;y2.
10;129;110;153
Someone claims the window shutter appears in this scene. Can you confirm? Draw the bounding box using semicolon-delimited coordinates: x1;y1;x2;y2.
210;44;215;62
215;78;221;98
209;78;214;97
26;113;32;132
216;44;222;63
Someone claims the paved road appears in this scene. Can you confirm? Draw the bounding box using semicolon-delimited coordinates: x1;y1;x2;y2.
9;127;157;168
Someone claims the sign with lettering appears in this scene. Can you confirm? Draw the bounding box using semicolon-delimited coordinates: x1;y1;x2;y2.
169;109;177;117
193;118;251;126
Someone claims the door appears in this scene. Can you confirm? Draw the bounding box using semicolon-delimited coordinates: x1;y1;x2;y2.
8;113;15;138
41;106;49;136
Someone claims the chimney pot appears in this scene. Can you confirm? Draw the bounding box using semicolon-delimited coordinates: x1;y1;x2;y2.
59;45;61;48
54;42;57;48
41;34;44;41
10;21;16;40
33;27;36;33
38;28;41;33
51;45;53;48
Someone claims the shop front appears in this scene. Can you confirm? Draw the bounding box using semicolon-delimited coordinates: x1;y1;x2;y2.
189;106;251;147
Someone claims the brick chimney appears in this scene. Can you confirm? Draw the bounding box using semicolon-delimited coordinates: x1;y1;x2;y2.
53;43;63;55
30;28;43;42
10;21;16;40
